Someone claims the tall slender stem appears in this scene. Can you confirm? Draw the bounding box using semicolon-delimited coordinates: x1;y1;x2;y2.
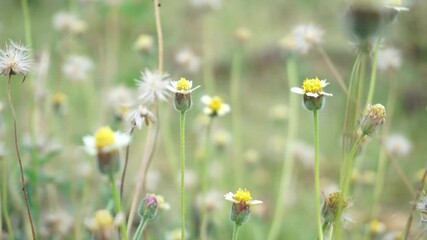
316;46;348;96
2;158;14;239
110;174;128;240
120;127;135;199
132;218;148;240
180;111;187;240
267;55;299;240
7;75;36;240
232;223;240;240
153;0;164;73
313;110;323;240
365;38;382;107
230;48;242;185
20;0;32;47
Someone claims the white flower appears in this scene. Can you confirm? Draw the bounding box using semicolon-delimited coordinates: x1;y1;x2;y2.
224;188;263;205
291;77;333;98
175;48;201;73
62;55;94;81
0;41;32;76
53;12;86;34
82;126;131;155
167;77;201;94
200;95;230;117
384;134;411;157
136;69;171;104
291;24;324;55
126;104;156;129
377;47;402;72
134;34;154;52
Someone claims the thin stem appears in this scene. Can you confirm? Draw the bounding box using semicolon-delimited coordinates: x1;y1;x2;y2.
230;48;242;185
403;164;427;240
180;111;187;240
20;0;33;47
232;223;240;240
110;174;128;240
2;158;14;239
153;0;164;73
267;55;299;240
313;110;323;240
132;218;148;240
200;211;209;240
365;38;382;107
142;103;160;191
7;75;36;240
386;151;416;197
316;46;348;95
120;127;135;199
333;133;366;239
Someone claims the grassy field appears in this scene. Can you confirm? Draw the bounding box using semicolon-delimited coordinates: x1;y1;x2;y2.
0;0;427;239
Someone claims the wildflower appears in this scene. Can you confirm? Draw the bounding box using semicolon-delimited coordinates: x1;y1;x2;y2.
189;0;221;11
291;77;332;111
0;41;32;76
321;191;351;225
139;194;159;220
167;77;201;113
85;209;124;238
360;104;386;136
369;219;386;235
136;69;171;104
51;92;68;115
134;34;154;53
62;55;94;81
106;85;135;121
224;188;262;226
291;24;324;55
175;48;201;73
384;134;411;157
377;47;402;72
126;104;156;130
235;27;251;43
82;126;131;174
53;12;86;35
416;196;427;222
200;95;230;117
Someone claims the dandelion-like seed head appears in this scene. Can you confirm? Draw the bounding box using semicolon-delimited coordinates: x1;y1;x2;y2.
136;69;170;104
94;126;115;149
0;41;32;76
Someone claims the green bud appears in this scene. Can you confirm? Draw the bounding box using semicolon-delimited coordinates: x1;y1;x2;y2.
139;194;158;220
230;202;251;226
173;93;192;113
97;150;120;175
303;95;325;111
360;104;386;136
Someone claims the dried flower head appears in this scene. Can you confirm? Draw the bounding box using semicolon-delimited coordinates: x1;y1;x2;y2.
126;104;156;130
175;48;201;73
0;41;32;76
62;55;94;81
201;95;230;117
384;134;411;157
360;104;386;136
321;191;351;225
136;69;171;105
291;24;324;54
377;47;402;72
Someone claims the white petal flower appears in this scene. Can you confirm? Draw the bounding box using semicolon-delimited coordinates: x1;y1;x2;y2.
136;69;171;104
82;126;131;155
290;77;333;98
224;188;263;206
167;77;201;94
200;95;230;117
53;12;86;34
0;41;32;76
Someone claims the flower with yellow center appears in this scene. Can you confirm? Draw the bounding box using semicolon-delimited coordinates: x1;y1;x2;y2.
291;77;332;98
167;77;200;94
82;126;131;155
224;188;263;205
84;209;124;233
369;219;386;235
52;92;67;105
94;210;114;228
201;95;231;117
134;34;154;52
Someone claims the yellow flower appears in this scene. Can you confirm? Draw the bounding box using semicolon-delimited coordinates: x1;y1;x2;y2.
224;188;263;205
95;126;115;149
201;95;231;117
291;77;332;98
167;77;200;94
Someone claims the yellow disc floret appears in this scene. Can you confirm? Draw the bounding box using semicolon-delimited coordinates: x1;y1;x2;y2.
209;96;223;112
94;209;114;228
176;77;191;91
95;126;115;149
368;104;386;119
302;77;323;93
234;188;252;203
52;92;67;104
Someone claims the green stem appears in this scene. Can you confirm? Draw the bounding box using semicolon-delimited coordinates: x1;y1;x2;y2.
201;118;213;193
365;38;382;107
132;218;148;240
230;48;243;185
333;133;366;239
110;174;128;240
20;0;32;47
180;111;187;240
313;110;323;240
2;158;14;239
120;127;135;199
267;55;299;240
232;223;240;240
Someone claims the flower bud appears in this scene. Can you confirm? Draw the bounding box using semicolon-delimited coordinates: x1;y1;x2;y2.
97;150;120;175
138;194;158;220
303;94;325;111
174;93;192;113
230;202;251;226
360;104;386;136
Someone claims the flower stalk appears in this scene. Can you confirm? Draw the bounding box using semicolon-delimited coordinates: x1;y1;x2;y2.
180;111;187;240
313;110;323;240
110;173;128;240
